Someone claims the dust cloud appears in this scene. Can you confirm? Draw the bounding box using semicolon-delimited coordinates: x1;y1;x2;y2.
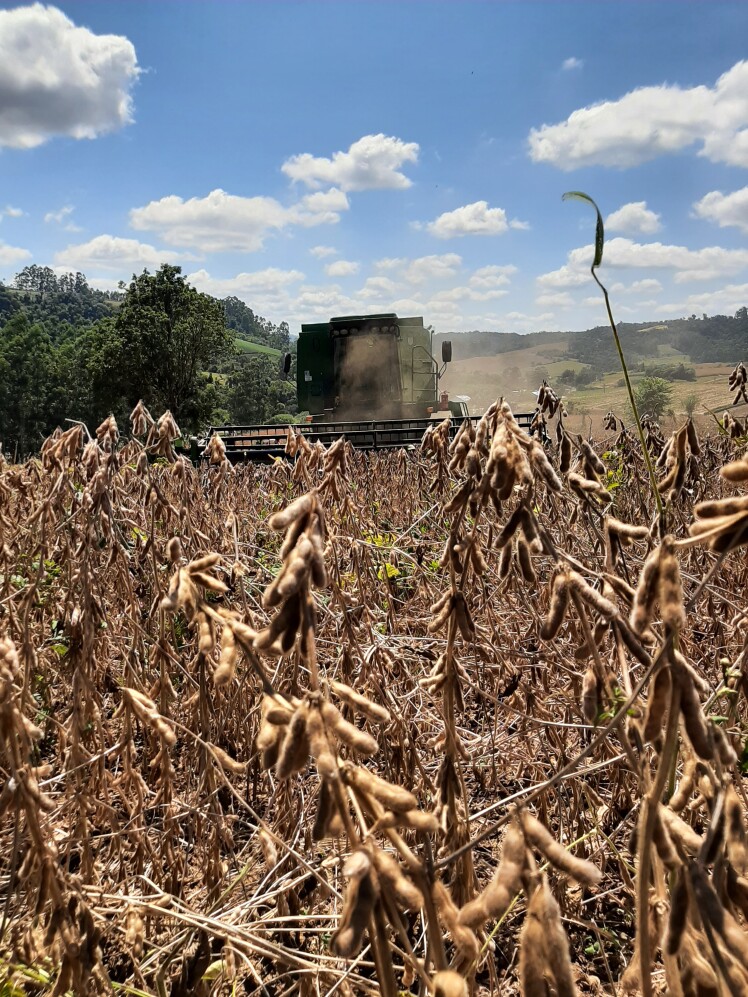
333;334;403;421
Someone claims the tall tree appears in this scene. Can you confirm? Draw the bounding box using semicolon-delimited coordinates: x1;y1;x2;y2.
110;265;232;425
227;355;276;424
634;377;673;420
0;313;54;455
226;353;297;424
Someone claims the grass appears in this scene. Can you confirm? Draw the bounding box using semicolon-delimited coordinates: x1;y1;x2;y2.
234;337;282;357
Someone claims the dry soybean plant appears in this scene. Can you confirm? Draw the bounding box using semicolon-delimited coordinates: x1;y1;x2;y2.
0;385;748;997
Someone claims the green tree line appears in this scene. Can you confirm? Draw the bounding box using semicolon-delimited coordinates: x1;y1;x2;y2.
0;264;297;456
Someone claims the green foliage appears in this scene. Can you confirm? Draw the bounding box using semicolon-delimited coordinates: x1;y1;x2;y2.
641;362;696;382
8;266;117;340
224;296;290;352
0;313;55;455
377;563;400;581
557;366;596;388
633;376;673;420
683;392;700;418
0;264;299;452
227;354;297;424
602;449;624;494
107;265;232;425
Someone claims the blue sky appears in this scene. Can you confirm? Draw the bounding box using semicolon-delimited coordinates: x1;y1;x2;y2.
2;1;748;334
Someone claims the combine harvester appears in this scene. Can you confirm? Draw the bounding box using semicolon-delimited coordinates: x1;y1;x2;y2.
200;313;534;462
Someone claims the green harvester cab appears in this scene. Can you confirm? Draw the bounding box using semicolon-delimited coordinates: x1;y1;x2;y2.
296;313;463;421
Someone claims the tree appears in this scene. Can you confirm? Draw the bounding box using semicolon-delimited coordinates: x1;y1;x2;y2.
683;392;700;418
0;282;19;321
227;355;276;424
634;377;673;420
0;313;54;454
227;354;297;425
223;296;291;351
108;265;232;427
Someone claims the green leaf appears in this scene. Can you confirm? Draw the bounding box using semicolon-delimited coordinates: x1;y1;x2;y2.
201;960;225;981
377;563;400;580
562;191;604;268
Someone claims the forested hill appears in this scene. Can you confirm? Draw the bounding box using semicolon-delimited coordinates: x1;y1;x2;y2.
433;328;567;360
0;267;118;335
0;264;297;455
0;265;289;353
435;310;748;372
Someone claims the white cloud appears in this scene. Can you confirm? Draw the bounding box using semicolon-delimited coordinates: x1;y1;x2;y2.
529;60;748;169
536;265;589;289
629;278;663;294
609;278;663;296
606;201;661;235
130;187;346;253
425;201;527;238
432;286;471;303
1;205;23;219
358;276;399;300
298;187;349;223
655;282;748;316
185;267;304;300
371;254;461;283
325;259;359;277
536;291;574;308
309;245;338;258
294;283;357;315
386;296;425;313
281;133;419;191
0;241;31;266
0;3;139;149
329;261;518;320
562;236;748;283
54;234;195;272
693;187;748;234
403;254;462;283
469;264;517;288
432;285;509;304
45;205;74;224
44;204;81;231
470;288;509;302
373;257;407;272
569;236;748;283
503;311;557;332
562;57;583;71
268;255;522;333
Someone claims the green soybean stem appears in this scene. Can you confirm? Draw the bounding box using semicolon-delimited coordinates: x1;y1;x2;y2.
592;267;663;521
